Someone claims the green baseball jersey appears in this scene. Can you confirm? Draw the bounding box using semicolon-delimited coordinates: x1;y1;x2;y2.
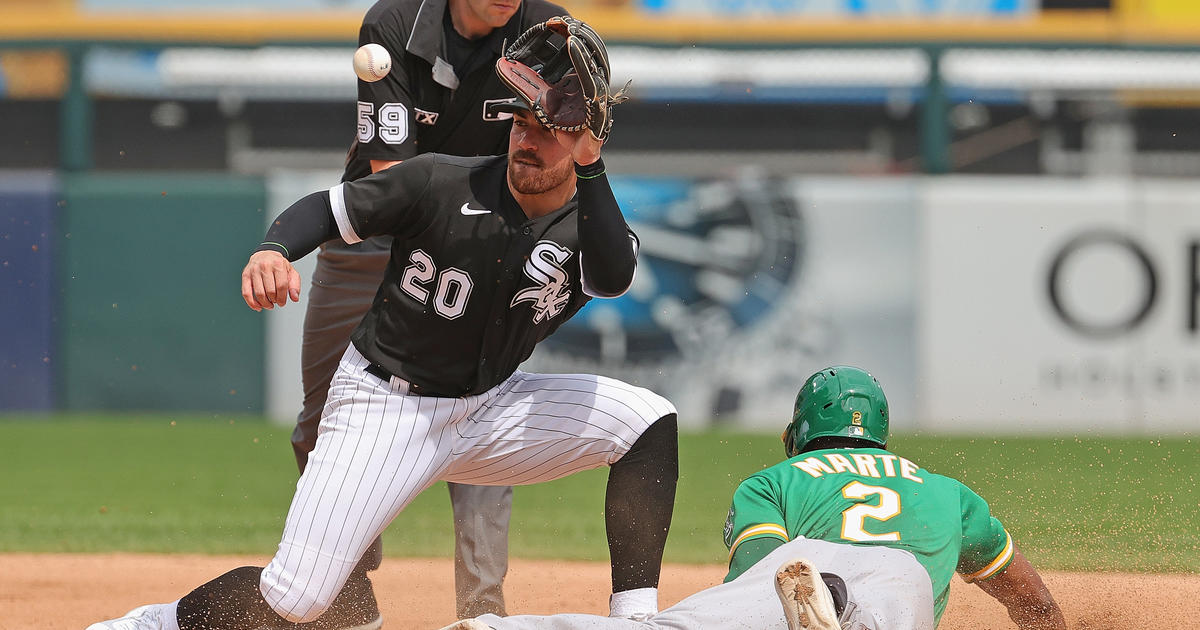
723;447;1013;625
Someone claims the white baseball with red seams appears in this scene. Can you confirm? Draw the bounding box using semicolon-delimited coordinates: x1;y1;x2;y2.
353;43;392;82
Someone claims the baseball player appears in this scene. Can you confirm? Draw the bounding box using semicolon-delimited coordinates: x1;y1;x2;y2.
438;366;1065;630
303;0;571;622
88;18;678;630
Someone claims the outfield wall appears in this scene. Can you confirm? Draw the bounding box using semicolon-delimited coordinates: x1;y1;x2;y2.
2;171;1195;433
0;171;58;410
259;172;1199;434
0;171;266;413
58;174;267;412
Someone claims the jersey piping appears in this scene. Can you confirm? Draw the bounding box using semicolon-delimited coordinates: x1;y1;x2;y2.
962;530;1013;582
329;183;361;244
728;523;789;560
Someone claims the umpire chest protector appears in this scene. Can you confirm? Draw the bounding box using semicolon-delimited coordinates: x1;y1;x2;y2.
342;155;592;397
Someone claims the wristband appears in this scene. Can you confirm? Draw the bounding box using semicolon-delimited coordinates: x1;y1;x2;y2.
255;242;290;258
575;157;606;180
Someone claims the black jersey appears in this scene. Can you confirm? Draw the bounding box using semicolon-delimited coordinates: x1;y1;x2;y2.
343;0;568;182
333;154;597;396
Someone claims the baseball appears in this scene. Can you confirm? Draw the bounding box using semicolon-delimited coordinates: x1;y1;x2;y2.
353;43;392;82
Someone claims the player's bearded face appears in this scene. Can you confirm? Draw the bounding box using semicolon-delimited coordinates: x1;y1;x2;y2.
508;113;575;195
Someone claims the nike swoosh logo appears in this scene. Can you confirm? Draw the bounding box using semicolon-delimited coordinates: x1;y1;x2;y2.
460;202;492;216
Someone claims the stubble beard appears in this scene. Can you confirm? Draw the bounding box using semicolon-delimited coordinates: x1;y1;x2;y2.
509;155;573;195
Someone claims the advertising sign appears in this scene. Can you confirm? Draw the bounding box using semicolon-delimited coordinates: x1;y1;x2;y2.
526;175;919;429
920;178;1200;433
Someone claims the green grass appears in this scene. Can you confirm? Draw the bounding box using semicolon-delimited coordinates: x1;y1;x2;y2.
1;415;1196;573
887;434;1200;573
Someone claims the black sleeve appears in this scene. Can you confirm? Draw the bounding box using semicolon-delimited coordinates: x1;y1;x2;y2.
254;191;340;262
576;158;637;298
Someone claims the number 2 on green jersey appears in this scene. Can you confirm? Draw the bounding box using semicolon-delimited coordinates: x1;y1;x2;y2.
840;481;901;542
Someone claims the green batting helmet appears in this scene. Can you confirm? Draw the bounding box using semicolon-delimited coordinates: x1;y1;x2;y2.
782;366;889;457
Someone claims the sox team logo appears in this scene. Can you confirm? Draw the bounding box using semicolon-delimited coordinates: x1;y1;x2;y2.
511;241;573;323
483;97;517;121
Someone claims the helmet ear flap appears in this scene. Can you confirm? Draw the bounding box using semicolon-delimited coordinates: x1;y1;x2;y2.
782;424;798;458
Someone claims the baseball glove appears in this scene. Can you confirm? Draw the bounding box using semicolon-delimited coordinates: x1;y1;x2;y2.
495;16;629;142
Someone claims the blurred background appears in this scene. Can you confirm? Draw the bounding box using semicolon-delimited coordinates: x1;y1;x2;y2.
2;0;1198;435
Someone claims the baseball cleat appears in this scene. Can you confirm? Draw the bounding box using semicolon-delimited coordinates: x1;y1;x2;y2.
86;603;169;630
775;558;841;630
434;619;493;630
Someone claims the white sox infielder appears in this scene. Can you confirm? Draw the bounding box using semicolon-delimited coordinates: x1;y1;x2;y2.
87;35;679;629
299;0;573;622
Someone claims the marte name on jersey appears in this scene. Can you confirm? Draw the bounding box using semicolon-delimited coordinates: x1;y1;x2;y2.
791;452;925;483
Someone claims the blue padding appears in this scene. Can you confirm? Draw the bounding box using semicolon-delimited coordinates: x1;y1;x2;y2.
0;171;59;410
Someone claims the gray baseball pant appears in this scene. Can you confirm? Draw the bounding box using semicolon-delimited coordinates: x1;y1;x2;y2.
295;237;512;617
473;538;935;630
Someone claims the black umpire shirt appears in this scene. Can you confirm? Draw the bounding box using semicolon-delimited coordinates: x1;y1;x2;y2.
342;0;568;182
332;154;625;397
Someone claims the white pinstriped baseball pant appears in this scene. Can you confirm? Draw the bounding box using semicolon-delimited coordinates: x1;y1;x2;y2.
259;344;676;623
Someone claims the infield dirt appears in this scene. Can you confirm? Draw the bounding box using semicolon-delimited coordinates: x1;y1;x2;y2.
4;553;1196;629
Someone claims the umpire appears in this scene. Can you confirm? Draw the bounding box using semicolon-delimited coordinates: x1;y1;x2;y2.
300;0;568;624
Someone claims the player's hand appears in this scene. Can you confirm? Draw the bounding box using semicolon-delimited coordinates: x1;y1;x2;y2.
241;250;301;311
562;128;603;168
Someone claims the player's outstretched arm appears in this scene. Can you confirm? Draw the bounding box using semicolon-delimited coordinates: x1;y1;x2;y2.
973;546;1066;630
242;190;341;311
241;250;301;311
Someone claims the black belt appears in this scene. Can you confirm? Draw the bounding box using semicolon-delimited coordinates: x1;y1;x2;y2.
363;363;394;384
364;363;453;397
